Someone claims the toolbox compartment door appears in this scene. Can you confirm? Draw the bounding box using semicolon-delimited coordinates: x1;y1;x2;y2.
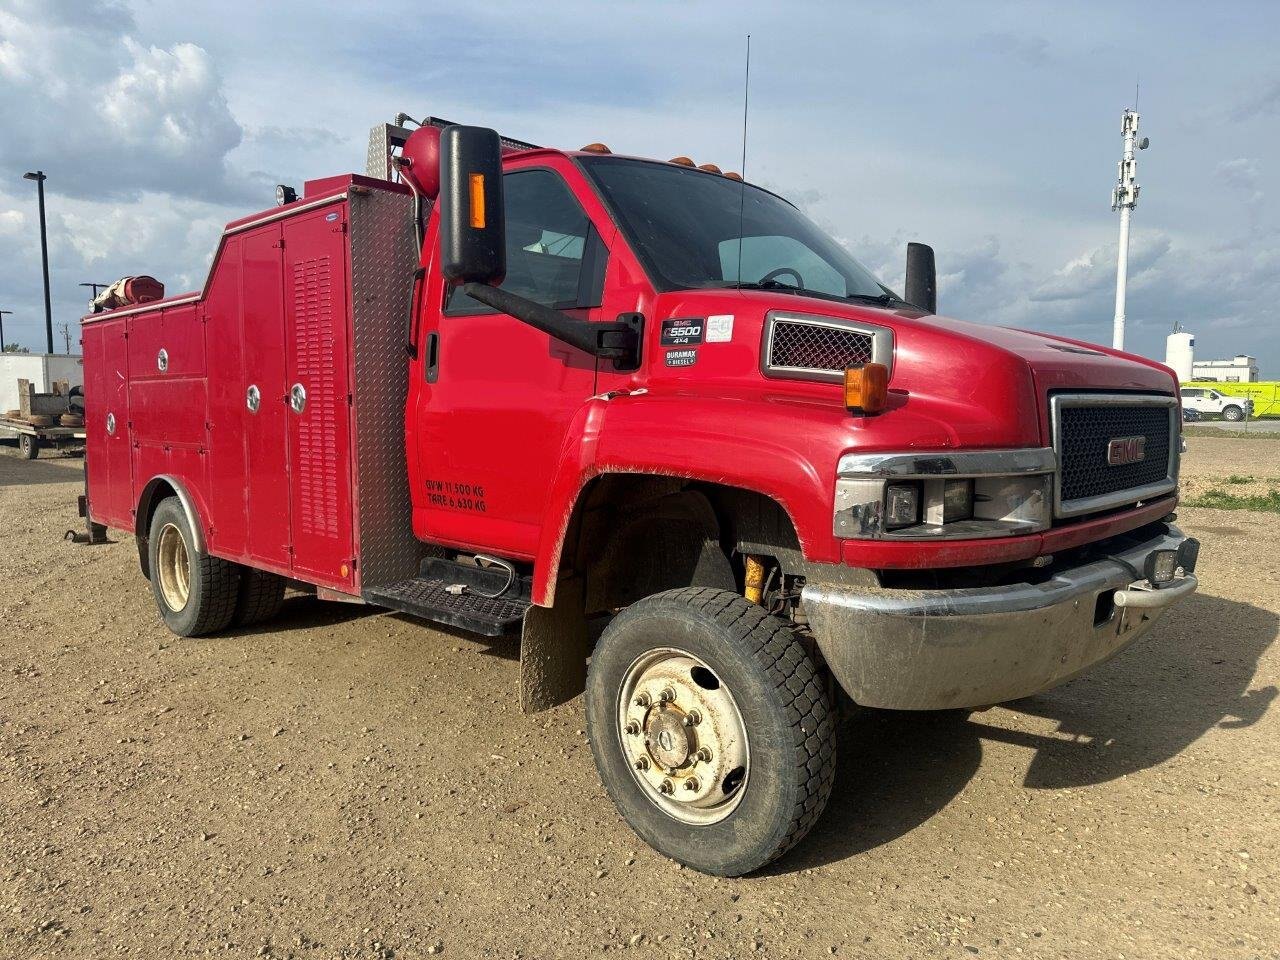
242;226;295;570
82;317;133;529
282;206;355;589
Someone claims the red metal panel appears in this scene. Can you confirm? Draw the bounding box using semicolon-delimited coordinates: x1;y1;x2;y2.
241;225;294;570
126;303;204;381
202;235;248;557
282;205;355;590
81;318;132;530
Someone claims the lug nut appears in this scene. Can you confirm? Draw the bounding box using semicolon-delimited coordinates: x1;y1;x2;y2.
683;777;699;792
696;747;713;763
682;710;701;728
659;778;674;795
633;692;651;708
634;756;650;771
625;720;641;735
659;687;676;703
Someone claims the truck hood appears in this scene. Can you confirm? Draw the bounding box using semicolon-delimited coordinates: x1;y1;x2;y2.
650;290;1178;451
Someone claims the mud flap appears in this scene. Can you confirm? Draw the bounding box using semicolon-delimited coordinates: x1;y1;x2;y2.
520;574;589;714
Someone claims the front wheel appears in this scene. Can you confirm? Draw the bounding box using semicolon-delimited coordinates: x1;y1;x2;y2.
1222;405;1244;422
19;433;38;459
585;588;836;876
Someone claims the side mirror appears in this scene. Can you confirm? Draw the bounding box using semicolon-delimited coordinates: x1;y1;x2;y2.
904;242;937;315
439;125;506;286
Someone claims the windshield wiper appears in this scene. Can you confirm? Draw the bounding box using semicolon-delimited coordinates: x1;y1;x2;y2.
844;291;911;308
725;279;805;293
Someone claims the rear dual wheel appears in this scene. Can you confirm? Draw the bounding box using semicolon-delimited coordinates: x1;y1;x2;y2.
585;588;837;876
147;497;287;636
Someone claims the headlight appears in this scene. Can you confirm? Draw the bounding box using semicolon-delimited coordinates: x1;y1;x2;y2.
834;448;1056;540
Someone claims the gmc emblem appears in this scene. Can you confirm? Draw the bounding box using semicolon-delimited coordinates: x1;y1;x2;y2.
1107;436;1146;466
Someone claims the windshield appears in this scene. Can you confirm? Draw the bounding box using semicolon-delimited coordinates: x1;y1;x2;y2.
579;156;892;301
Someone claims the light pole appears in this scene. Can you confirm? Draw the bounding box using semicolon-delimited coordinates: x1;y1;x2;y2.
23;171;54;354
0;310;11;351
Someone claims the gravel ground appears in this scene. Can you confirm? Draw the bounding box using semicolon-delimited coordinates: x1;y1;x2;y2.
0;438;1276;960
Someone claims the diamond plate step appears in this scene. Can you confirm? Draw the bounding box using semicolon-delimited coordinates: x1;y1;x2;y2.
365;576;530;636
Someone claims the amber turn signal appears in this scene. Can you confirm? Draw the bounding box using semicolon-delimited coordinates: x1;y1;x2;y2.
468;173;486;228
844;362;888;414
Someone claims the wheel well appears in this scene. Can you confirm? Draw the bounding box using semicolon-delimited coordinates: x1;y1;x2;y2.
134;477;204;580
562;475;802;615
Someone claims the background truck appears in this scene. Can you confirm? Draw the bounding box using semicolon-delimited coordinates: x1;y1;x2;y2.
79;116;1199;876
1179;385;1254;421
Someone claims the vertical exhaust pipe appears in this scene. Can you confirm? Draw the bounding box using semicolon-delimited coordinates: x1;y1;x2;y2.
904;242;937;314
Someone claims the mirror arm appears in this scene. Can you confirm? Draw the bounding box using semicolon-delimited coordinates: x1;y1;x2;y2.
460;282;641;366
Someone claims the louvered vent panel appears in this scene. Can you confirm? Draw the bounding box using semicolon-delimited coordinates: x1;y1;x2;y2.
292;255;340;540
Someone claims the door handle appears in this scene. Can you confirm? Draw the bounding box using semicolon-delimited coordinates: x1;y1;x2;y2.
289;382;307;414
246;384;261;413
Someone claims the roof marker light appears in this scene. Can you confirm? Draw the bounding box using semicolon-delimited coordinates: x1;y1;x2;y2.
669;156;695;167
698;163;722;174
580;142;612;153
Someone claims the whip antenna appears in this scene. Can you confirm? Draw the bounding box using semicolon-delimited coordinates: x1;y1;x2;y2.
736;34;751;285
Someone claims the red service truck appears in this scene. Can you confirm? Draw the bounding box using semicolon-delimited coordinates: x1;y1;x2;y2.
80;117;1199;876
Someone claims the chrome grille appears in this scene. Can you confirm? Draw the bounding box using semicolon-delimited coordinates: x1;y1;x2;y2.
763;313;892;381
1051;394;1177;518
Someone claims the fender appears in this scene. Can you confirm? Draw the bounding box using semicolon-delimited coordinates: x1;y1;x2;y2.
531;392;839;606
134;473;208;579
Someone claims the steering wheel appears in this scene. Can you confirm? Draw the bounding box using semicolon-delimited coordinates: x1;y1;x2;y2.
759;267;804;288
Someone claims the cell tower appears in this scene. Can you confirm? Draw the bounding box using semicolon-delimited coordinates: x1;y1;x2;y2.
1110;108;1149;351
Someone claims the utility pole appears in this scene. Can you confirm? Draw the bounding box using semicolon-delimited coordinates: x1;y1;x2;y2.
0;310;11;351
1110;110;1148;351
58;321;73;355
22;171;54;354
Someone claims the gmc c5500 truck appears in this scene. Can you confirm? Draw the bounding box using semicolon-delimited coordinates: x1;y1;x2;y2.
80;117;1199;875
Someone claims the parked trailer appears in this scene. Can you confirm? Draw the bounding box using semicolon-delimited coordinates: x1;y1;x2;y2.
80;118;1201;876
0;416;84;459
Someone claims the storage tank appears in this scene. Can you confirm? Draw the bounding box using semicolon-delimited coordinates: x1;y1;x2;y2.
1165;331;1194;382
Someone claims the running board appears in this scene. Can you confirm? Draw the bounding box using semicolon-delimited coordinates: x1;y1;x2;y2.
363;558;531;637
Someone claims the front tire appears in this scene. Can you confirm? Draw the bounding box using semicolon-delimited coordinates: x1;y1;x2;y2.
1222;404;1244;422
585;588;836;876
19;433;38;459
147;497;238;637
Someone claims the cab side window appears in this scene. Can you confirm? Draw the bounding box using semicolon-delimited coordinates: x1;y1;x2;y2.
446;169;606;315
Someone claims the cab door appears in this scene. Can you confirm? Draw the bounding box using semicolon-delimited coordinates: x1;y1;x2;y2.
411;162;613;559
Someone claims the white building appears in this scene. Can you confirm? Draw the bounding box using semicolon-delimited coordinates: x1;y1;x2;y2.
1190;355;1259;383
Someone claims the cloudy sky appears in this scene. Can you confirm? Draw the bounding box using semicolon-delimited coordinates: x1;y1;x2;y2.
1;0;1276;374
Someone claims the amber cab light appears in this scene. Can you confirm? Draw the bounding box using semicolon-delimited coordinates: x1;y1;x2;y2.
844;362;888;414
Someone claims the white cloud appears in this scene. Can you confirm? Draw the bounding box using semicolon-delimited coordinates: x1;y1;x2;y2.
0;1;248;202
0;207;23;235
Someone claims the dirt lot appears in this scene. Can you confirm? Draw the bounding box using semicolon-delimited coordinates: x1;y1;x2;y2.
1;438;1276;960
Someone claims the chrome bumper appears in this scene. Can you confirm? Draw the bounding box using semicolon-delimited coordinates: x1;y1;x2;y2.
801;526;1198;710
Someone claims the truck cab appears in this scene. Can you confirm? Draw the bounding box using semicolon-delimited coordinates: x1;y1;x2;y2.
80;118;1199;877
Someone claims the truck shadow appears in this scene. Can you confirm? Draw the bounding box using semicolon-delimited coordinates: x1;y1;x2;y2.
0;446;84;487
776;592;1276;874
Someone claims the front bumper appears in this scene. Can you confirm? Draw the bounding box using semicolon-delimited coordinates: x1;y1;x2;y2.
801;525;1198;710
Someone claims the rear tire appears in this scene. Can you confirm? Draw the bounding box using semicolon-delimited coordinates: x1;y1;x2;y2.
234;567;287;626
1222;405;1244;422
147;497;238;637
19;433;38;459
585;588;836;876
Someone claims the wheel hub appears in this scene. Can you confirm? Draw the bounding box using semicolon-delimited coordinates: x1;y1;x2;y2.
617;649;750;825
645;705;692;768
